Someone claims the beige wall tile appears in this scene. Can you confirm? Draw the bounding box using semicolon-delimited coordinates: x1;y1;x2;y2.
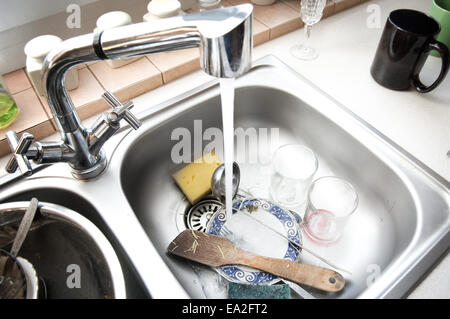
324;0;336;17
38;67;108;124
2;88;49;138
227;0;303;39
107;78;163;104
0;87;55;155
2;68;31;94
253;18;271;45
147;48;201;84
259;2;304;39
36;93;53;121
0;121;55;156
280;0;300;11
221;0;271;46
227;0;251;5
69;68;105;108
76;99;110;121
88;57;163;101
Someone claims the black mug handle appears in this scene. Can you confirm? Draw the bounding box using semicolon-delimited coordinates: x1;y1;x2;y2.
412;39;450;93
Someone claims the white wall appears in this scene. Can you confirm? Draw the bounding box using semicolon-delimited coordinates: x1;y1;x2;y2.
0;0;198;75
0;0;150;74
0;0;97;32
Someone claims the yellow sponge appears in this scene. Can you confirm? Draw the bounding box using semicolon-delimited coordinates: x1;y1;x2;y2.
172;152;222;204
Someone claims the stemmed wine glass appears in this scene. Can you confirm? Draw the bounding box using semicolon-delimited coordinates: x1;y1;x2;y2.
291;0;327;60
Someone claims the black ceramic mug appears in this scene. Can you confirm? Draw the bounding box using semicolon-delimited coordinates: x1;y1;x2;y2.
371;9;449;93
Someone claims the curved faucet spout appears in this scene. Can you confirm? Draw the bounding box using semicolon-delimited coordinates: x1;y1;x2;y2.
99;4;253;78
30;4;253;179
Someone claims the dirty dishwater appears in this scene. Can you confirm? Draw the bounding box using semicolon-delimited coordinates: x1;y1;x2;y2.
220;78;235;220
0;249;27;299
0;198;39;299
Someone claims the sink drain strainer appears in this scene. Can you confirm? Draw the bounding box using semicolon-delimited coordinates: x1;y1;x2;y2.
185;198;223;232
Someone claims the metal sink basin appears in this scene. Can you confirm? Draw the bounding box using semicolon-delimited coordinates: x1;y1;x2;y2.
0;56;448;298
0;199;126;298
0;188;148;298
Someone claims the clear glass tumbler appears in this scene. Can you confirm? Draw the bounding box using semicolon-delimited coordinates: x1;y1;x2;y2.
270;144;318;207
302;176;358;244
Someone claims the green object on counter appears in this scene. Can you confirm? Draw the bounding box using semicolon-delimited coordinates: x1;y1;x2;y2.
0;102;19;129
0;92;15;115
0;92;19;129
0;76;20;129
228;282;290;299
430;0;450;57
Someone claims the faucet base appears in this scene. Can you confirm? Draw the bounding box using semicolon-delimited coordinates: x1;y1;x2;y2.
70;150;107;180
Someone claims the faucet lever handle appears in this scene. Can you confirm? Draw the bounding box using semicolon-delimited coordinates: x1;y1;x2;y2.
101;91;141;130
5;131;34;176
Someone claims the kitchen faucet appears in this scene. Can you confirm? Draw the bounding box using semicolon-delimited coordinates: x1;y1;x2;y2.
5;4;253;180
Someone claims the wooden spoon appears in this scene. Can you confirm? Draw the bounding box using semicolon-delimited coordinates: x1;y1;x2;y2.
168;229;345;293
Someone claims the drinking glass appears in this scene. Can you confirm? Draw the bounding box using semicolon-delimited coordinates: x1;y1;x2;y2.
302;176;358;244
291;0;327;60
270;144;318;207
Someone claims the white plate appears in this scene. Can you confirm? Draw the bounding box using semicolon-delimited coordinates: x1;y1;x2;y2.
206;198;301;285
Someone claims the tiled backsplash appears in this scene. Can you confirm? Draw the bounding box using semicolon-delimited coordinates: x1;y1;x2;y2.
0;0;367;156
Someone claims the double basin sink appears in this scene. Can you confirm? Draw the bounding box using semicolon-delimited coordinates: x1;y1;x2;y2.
0;56;448;298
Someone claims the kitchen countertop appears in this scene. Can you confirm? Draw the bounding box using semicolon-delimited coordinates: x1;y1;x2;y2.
0;0;448;298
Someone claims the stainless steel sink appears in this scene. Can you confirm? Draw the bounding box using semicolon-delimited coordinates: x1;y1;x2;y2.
1;189;149;299
0;56;448;298
0;199;127;298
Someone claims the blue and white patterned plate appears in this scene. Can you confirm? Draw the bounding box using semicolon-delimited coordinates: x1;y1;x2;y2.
206;198;302;285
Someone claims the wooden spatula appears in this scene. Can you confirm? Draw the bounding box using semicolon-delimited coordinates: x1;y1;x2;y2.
167;229;345;293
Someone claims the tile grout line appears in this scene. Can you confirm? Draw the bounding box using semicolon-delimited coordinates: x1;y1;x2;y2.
9;87;29;96
71;65;111;120
86;64;106;91
254;16;271;31
144;56;165;85
3;69;32;96
8;82;31;96
21;68;58;131
268;1;302;40
87;58;165;105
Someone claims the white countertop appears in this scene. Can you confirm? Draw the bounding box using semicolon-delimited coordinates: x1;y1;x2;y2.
1;0;448;298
